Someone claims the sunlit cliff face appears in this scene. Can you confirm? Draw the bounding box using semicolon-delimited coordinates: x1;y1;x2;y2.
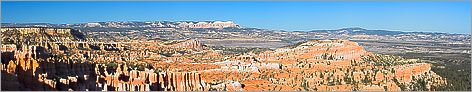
1;27;447;91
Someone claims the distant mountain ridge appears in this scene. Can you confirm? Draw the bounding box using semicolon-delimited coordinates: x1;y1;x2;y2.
310;27;408;36
2;21;468;35
1;21;240;29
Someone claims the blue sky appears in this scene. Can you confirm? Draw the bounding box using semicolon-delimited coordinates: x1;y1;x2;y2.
1;1;470;33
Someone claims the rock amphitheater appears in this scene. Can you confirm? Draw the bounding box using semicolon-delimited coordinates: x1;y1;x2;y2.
1;27;447;91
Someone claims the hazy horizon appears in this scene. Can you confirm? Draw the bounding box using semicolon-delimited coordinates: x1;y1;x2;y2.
2;1;470;34
2;21;469;34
